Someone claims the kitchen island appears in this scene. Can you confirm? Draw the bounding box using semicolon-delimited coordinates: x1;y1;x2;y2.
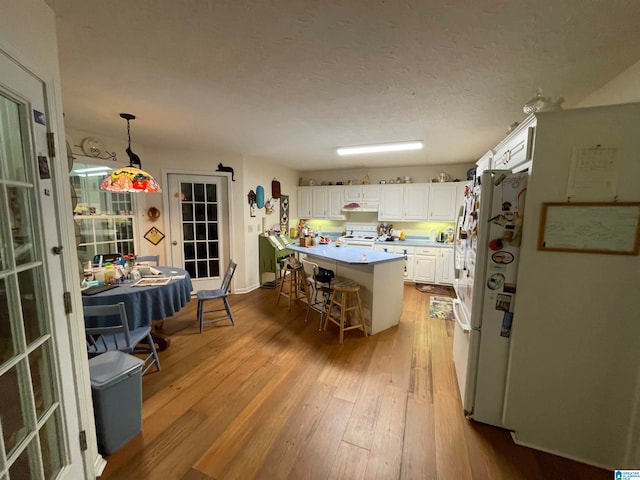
287;244;405;335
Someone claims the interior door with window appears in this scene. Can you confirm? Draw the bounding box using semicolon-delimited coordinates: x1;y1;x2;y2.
0;50;84;478
167;174;229;292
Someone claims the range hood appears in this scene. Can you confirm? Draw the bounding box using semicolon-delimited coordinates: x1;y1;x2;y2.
342;201;379;212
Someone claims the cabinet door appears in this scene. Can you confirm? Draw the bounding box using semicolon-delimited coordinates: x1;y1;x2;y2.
297;187;313;218
405;254;414;281
428;183;458;221
362;185;380;201
326;188;346;219
414;255;436;283
312;187;327;218
436;248;454;285
343;185;361;202
403;184;429;220
378;185;404;221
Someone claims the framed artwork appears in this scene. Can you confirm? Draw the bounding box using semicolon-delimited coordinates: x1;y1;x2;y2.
144;226;166;245
280;194;289;234
538;202;640;255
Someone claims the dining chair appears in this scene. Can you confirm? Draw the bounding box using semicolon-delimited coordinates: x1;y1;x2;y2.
135;255;160;266
301;259;334;330
196;260;237;333
84;302;161;375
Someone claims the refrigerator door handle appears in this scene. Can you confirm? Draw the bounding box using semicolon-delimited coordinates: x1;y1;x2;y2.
452;299;470;333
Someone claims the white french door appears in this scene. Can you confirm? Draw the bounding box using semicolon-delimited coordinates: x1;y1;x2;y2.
167;174;230;292
0;51;84;478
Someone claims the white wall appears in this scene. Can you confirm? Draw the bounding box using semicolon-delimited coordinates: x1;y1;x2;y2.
576;59;640;107
301;163;473;186
241;156;299;290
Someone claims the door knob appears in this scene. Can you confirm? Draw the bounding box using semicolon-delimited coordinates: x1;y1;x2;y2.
52;245;63;255
172;241;178;246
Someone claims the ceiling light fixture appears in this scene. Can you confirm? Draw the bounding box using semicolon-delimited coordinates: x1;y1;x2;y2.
337;140;424;156
100;113;161;193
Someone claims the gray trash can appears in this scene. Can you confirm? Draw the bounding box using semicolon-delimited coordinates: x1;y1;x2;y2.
89;351;144;455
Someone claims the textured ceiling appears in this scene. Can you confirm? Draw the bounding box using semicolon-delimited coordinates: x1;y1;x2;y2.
45;0;640;171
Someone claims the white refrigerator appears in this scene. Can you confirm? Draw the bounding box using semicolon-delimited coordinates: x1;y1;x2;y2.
452;170;528;427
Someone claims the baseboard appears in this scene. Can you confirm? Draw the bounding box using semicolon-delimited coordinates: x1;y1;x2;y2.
235;283;261;294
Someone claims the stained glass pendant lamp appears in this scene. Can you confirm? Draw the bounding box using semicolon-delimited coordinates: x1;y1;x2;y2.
100;113;161;193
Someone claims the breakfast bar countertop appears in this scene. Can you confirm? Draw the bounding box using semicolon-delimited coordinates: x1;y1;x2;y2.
287;244;405;265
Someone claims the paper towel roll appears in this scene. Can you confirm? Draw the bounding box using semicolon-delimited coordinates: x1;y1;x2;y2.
262;217;267;233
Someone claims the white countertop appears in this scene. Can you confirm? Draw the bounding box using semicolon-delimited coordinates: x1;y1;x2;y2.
287;244;405;265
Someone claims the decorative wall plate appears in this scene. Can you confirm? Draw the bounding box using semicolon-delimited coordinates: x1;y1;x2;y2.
81;137;106;157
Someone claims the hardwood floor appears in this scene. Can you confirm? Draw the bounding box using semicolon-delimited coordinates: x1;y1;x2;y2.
100;285;611;479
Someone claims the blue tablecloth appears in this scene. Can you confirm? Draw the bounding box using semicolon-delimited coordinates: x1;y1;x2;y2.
82;267;193;329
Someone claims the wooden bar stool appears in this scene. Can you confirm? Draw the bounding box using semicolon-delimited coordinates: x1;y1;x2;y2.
323;280;367;344
277;264;310;310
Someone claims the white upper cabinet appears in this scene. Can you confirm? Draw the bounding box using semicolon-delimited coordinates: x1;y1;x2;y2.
326;188;345;219
344;184;380;202
492;115;536;172
428;183;458;221
297;187;312;218
311;187;327;217
298;186;345;219
403;184;430;221
378;185;404;221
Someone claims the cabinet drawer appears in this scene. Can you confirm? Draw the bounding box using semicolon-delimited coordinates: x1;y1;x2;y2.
391;245;414;254
414;247;438;256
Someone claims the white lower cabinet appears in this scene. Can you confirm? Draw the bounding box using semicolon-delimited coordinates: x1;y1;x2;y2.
413;246;437;283
377;245;453;285
435;248;454;285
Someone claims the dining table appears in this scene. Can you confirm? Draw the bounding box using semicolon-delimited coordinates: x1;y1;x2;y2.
82;266;193;351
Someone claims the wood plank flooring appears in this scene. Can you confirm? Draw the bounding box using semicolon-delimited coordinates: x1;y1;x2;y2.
99;285;611;479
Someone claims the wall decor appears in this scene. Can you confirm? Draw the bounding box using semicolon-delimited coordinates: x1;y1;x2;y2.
248;189;257;217
280;194;289;233
147;207;160;222
272;178;281;198
216;163;235;181
144;226;166;246
538;202;640;255
256;185;265;208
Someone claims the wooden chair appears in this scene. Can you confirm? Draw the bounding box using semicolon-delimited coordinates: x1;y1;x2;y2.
84;302;161;375
301;259;333;330
323;280;367;344
197;260;237;333
136;255;160;266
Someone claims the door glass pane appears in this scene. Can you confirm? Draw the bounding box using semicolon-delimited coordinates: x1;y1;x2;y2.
29;343;55;419
206;184;217;202
40;412;63;479
18;267;46;345
176;178;222;280
8;187;36;266
194;183;205;202
0;278;14;365
1;364;28;455
8;436;38;479
0;187;7;271
0;95;27;183
180;182;192;202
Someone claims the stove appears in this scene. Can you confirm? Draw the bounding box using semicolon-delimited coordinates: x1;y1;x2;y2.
343;224;378;248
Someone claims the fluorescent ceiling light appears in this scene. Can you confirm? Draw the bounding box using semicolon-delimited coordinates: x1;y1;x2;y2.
74;166;112;174
337;141;423;156
86;172;110;177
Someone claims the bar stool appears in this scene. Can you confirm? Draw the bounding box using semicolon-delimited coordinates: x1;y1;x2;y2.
324;280;367;344
277;263;310;310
